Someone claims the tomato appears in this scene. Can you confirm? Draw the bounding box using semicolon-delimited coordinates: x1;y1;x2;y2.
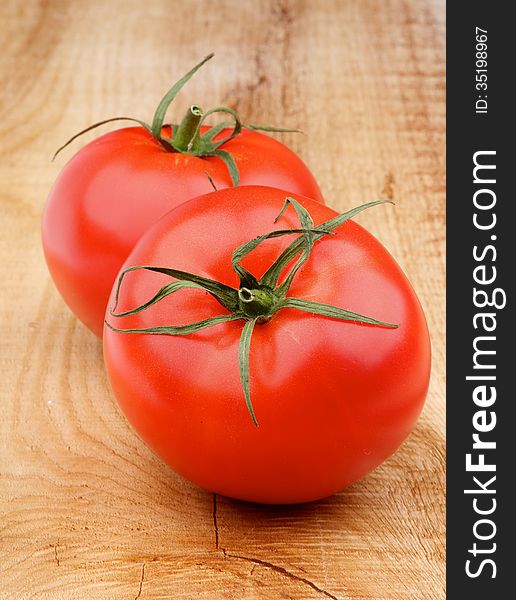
103;186;431;504
42;54;322;336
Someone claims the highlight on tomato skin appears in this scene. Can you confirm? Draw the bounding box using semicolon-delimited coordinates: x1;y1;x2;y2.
103;185;431;505
42;54;322;338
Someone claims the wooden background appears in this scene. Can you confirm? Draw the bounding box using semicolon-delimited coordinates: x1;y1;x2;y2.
0;1;445;598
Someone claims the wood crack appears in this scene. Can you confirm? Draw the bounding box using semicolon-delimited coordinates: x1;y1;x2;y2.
134;562;145;600
212;493;219;550
222;549;339;600
53;543;60;567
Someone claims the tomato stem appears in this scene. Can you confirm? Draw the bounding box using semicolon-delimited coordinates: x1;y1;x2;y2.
238;286;276;320
173;105;203;152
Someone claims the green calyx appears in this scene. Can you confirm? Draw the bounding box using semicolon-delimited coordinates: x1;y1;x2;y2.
52;54;301;186
106;198;398;427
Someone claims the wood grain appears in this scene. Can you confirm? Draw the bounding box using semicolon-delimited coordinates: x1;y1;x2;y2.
0;0;445;598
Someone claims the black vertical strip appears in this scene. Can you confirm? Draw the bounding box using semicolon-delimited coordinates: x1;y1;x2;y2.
447;3;514;597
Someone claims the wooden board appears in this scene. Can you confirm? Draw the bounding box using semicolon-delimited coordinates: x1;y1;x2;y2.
0;1;445;598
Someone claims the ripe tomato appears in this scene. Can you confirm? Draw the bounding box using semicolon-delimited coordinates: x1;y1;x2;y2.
42;54;322;336
42;126;322;337
103;186;431;504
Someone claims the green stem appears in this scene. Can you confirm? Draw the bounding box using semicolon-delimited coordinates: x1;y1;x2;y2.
173;105;203;151
238;286;275;319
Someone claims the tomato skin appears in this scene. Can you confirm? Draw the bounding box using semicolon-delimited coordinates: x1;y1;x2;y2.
42;127;322;336
103;186;431;504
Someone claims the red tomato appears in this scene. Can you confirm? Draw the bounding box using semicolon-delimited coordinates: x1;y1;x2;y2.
42;125;322;336
103;186;431;504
